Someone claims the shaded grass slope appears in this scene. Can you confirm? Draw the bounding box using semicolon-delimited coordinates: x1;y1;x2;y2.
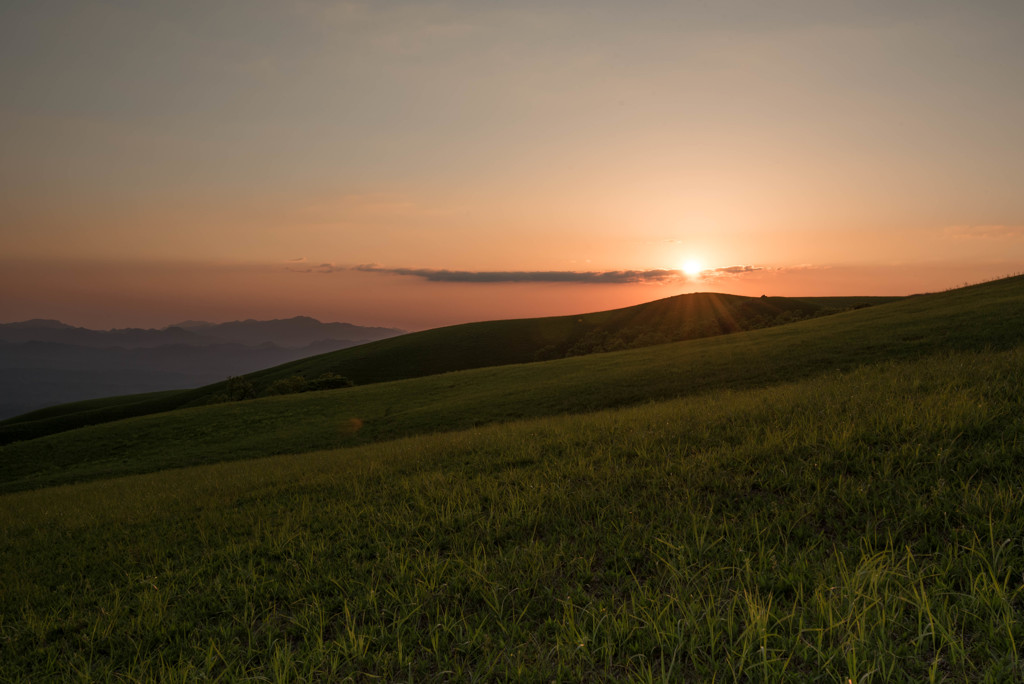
2;346;1023;680
240;292;893;388
0;292;895;444
1;276;1021;493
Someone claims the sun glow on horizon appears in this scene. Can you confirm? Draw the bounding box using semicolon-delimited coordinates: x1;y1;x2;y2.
681;259;703;278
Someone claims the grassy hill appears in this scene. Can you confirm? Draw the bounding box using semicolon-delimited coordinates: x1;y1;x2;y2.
0;292;896;445
0;278;1019;494
1;276;1023;680
238;292;893;388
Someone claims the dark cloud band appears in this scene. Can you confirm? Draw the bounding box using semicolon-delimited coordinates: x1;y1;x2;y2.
290;262;768;283
352;265;685;284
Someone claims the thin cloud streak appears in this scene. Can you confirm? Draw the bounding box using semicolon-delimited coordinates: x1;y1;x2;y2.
704;265;764;277
284;261;780;283
352;264;685;284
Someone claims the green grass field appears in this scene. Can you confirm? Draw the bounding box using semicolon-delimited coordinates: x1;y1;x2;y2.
0;291;898;445
1;276;1023;680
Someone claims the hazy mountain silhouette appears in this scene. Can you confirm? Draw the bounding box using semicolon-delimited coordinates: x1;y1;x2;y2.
0;316;402;349
0;317;404;419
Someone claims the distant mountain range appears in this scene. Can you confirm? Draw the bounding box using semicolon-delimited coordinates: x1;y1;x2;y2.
0;316;401;349
0;317;404;420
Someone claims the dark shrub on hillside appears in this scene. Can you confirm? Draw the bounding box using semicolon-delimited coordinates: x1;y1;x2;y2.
208;376;258;404
306;372;354;391
225;376;257;401
265;375;309;396
264;372;355;396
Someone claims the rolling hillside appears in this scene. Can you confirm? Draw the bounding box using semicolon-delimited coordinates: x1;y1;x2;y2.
1;278;1019;493
1;276;1023;680
0;292;895;445
235;293;893;389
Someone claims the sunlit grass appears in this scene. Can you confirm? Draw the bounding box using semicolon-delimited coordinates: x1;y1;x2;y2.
0;290;903;444
3;275;1023;493
2;347;1023;680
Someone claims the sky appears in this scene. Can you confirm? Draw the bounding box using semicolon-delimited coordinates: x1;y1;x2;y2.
2;0;1023;330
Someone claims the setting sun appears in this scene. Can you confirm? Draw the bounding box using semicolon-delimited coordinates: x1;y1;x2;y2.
681;259;703;278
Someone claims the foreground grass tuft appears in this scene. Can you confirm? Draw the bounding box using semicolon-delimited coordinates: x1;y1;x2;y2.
2;347;1023;680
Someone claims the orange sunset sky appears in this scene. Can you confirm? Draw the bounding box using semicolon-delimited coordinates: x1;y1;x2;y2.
2;1;1023;331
